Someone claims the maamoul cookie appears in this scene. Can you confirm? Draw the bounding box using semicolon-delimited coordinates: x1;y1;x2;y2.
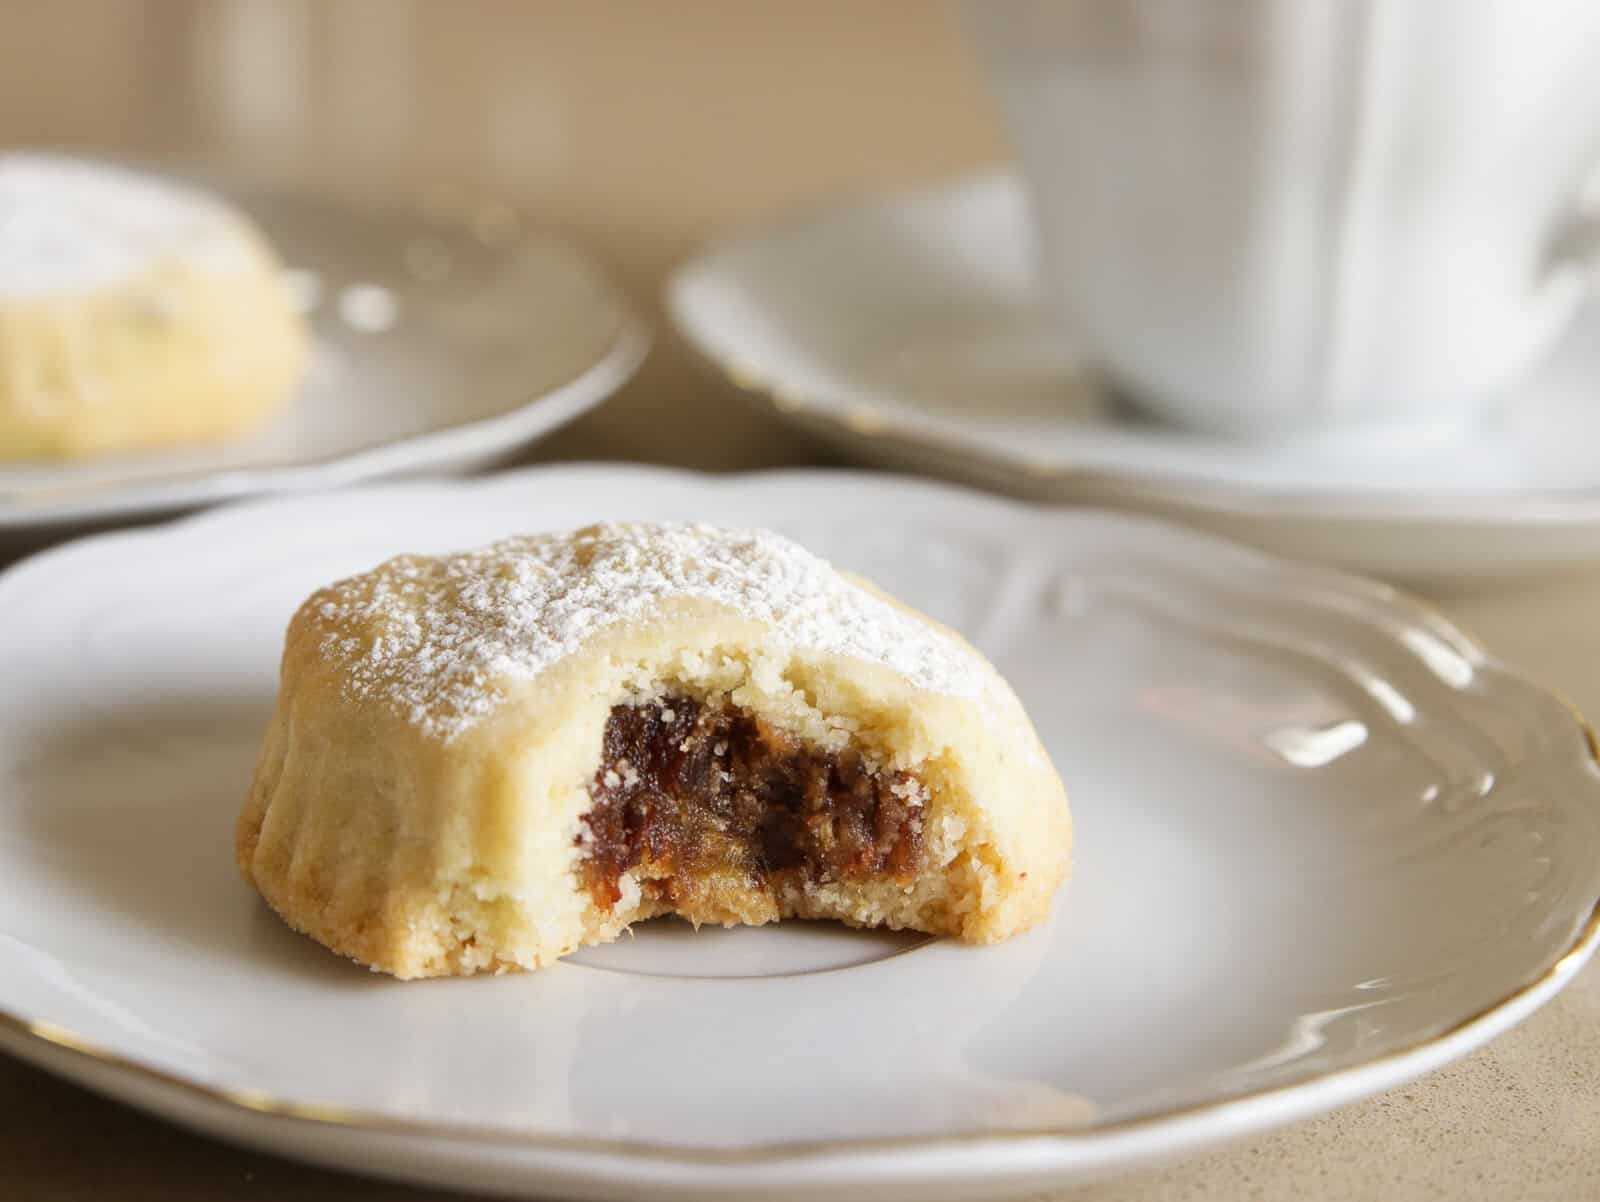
237;522;1071;978
0;154;306;458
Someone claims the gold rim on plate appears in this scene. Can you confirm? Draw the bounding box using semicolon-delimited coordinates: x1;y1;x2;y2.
2;473;1598;1167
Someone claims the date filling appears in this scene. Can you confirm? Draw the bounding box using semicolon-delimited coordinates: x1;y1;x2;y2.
578;696;926;911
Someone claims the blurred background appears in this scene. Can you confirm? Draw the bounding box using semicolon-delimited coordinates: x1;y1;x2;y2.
0;0;1002;468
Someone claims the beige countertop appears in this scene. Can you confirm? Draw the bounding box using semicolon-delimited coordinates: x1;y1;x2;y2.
3;4;1598;1198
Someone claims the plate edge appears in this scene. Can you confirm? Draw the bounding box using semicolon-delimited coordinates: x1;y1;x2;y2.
1;462;1598;1172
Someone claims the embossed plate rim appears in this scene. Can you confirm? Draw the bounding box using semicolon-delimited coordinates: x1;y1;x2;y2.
0;464;1597;1200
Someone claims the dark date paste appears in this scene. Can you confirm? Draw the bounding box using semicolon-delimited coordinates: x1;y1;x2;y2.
578;696;925;909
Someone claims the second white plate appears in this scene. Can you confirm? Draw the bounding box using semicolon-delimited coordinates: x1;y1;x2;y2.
0;170;648;532
667;171;1600;584
0;466;1597;1200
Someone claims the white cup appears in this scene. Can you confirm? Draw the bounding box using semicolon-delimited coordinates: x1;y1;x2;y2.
963;0;1600;437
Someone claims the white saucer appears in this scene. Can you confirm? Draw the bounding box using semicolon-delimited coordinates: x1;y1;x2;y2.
667;171;1600;585
1;465;1596;1200
0;170;647;533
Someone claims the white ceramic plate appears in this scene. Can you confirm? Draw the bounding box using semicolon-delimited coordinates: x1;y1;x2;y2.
1;465;1597;1201
667;171;1600;585
0;174;648;532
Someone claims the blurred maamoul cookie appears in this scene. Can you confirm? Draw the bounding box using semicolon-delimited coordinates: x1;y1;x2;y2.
0;154;306;459
237;522;1071;978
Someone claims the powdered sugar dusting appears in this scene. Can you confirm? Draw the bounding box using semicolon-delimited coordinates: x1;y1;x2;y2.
308;522;988;739
0;154;257;298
